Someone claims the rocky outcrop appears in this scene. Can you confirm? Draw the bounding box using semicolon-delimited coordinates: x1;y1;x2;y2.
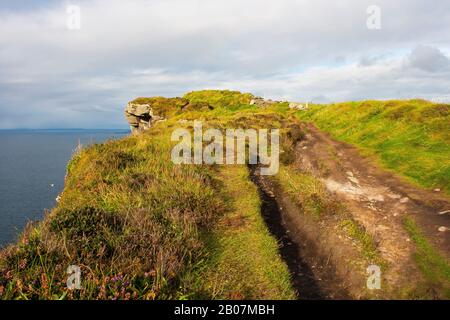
250;97;280;107
125;97;215;134
125;102;160;134
125;97;190;134
289;102;309;110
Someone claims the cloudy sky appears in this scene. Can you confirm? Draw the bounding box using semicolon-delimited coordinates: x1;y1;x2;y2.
0;0;449;128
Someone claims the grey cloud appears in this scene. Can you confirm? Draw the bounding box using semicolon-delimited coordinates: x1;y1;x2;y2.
0;0;449;128
405;45;450;72
358;54;389;67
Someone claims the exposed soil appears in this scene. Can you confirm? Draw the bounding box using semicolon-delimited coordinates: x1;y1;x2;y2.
248;122;449;299
294;123;450;291
249;165;327;300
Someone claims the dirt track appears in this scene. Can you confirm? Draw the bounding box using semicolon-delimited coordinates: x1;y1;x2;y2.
250;123;450;298
249;165;327;299
297;123;450;258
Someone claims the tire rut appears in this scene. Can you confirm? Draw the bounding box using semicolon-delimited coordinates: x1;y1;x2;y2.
249;165;327;300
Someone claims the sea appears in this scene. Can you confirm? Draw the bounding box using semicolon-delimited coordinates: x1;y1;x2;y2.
0;129;129;248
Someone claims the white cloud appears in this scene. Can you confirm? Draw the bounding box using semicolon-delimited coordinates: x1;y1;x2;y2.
0;0;449;128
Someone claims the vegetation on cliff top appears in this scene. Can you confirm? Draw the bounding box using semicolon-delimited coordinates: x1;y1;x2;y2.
0;92;298;300
183;90;254;109
1;90;449;300
297;99;450;194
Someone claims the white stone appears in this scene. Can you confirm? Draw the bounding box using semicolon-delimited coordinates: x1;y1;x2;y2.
400;197;409;204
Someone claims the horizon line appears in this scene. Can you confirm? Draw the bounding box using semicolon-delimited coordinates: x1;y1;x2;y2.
0;128;130;131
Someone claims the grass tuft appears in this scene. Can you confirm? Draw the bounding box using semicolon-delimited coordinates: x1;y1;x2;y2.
403;217;450;298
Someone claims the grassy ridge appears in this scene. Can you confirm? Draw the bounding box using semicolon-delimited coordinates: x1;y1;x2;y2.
183;90;254;110
2;90;449;300
297;100;450;194
0;91;296;300
0;128;223;299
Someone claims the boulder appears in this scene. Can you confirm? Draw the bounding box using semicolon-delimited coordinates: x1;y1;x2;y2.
289;102;309;110
250;97;279;107
125;97;213;134
124;102;156;134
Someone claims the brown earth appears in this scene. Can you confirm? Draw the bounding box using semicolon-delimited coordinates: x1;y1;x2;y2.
296;123;450;260
249;122;450;299
250;165;356;299
249;165;330;300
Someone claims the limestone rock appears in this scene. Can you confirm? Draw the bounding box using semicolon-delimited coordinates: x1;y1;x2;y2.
124;97;189;134
289;102;309;110
249;97;279;107
125;102;155;134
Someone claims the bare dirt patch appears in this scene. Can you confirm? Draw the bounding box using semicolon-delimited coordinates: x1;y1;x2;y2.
249;165;353;299
295;123;450;293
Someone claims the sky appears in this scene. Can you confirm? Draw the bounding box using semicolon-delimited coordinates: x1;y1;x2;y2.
0;0;449;129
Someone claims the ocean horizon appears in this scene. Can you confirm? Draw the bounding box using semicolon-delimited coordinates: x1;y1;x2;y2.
0;128;130;248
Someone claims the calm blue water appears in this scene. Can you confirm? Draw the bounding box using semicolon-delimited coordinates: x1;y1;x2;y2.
0;129;129;248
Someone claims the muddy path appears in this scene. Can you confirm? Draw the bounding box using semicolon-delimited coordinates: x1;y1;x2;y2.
247;122;449;298
295;123;450;290
249;165;339;300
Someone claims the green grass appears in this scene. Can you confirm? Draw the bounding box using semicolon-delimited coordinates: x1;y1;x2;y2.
340;219;380;263
189;165;295;300
404;217;450;298
297;100;450;194
0;128;225;300
2;90;449;300
183;90;254;109
0;91;296;300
